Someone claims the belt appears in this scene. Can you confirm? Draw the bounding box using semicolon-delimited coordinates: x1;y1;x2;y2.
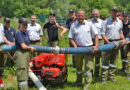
92;39;102;41
30;40;40;42
108;39;121;42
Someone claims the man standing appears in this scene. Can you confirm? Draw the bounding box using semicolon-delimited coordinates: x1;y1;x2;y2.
4;17;15;45
4;17;16;66
27;15;43;45
65;9;77;68
68;9;98;90
101;7;125;84
65;9;77;30
120;12;130;77
43;12;67;47
91;9;103;76
0;13;11;82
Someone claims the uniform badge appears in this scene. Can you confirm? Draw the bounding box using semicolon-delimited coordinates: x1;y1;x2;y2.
12;32;14;35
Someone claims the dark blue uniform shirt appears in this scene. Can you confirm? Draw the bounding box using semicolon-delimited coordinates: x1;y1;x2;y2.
4;26;16;42
65;18;77;29
122;21;130;38
15;30;30;50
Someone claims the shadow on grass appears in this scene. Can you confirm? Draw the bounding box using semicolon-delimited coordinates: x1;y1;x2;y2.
1;87;16;90
116;69;126;77
92;76;101;84
43;81;83;90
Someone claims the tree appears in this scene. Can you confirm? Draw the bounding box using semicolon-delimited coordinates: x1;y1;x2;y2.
0;0;129;18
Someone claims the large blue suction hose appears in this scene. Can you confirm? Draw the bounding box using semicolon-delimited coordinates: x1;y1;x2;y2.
1;38;129;54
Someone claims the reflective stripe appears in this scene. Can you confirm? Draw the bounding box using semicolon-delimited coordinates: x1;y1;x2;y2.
77;71;82;75
95;64;100;67
102;65;109;69
126;60;130;62
122;59;128;63
84;72;92;77
0;67;4;70
19;81;27;86
124;70;128;74
109;64;116;68
122;59;126;62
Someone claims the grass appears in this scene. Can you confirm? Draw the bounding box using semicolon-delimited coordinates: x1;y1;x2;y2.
0;18;130;90
2;54;130;90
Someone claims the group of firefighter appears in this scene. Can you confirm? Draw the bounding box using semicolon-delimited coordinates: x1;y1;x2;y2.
0;6;130;90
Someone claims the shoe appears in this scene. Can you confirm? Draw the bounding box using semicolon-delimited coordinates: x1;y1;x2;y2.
127;74;130;80
102;80;106;85
128;76;130;80
74;82;82;87
109;77;116;82
84;84;90;90
119;68;124;71
124;70;128;75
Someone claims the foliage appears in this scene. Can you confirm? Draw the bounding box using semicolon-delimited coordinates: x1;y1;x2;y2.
0;0;129;19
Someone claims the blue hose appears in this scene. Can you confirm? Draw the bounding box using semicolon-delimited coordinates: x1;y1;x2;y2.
1;43;114;54
1;38;129;54
64;43;115;54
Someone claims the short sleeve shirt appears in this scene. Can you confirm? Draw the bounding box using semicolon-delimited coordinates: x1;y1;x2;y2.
15;31;30;50
0;23;5;43
65;18;77;29
122;21;130;38
68;20;98;46
27;23;43;41
43;22;59;42
101;17;123;40
91;18;103;39
4;26;16;42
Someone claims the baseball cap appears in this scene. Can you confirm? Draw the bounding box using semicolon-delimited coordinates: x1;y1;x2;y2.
69;9;75;13
49;12;55;16
122;11;128;17
18;17;28;24
4;17;10;22
111;6;118;11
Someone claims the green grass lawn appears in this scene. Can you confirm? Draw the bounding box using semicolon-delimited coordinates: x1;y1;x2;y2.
2;53;130;90
1;18;130;90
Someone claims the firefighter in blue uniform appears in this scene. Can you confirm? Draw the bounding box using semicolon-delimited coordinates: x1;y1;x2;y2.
15;17;35;90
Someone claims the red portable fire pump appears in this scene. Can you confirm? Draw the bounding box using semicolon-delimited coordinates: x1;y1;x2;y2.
29;53;68;86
